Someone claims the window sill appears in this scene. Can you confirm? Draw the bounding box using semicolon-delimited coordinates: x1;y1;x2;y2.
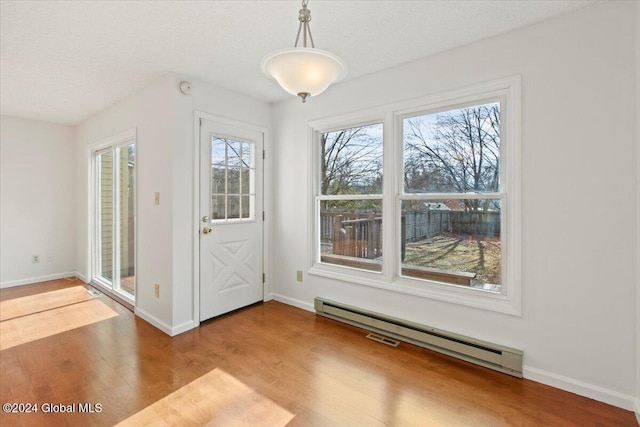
308;264;521;316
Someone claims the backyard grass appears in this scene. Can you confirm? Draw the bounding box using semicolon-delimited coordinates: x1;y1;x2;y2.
403;233;501;286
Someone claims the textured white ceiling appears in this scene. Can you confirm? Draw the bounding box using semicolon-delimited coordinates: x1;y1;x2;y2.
1;0;598;125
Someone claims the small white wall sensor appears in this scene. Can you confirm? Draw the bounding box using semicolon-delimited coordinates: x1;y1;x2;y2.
179;81;192;96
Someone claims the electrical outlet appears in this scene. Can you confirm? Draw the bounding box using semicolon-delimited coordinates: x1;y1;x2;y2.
296;270;303;282
154;284;159;298
32;255;40;263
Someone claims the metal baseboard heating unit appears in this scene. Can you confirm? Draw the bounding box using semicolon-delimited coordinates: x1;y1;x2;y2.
315;297;523;378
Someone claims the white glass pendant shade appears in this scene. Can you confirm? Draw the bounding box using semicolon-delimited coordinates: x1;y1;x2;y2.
261;47;347;99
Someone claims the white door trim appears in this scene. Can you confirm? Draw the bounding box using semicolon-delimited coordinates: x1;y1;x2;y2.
192;111;269;326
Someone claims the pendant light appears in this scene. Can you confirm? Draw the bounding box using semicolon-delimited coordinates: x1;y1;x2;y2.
261;0;347;103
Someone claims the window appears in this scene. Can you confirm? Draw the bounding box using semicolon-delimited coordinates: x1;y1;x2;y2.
317;123;384;272
400;102;503;292
310;77;521;315
211;136;256;221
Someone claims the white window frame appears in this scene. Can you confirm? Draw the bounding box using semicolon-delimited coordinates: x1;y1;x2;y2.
308;111;390;279
308;76;521;316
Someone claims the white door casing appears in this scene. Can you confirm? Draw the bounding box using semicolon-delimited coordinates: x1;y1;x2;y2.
199;119;264;321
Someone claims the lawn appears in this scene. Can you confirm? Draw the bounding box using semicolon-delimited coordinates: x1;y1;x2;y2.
403;233;501;287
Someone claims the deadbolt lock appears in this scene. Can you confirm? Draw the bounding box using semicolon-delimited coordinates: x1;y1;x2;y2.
202;216;209;223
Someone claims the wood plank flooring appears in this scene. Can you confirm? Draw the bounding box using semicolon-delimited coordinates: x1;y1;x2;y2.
0;279;637;426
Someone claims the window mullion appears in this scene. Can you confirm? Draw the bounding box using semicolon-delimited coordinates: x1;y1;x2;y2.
400;192;503;201
382;110;396;282
317;194;383;201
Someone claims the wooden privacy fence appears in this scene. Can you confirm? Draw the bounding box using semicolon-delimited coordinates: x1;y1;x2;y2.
404;210;500;241
322;210;500;260
321;211;382;259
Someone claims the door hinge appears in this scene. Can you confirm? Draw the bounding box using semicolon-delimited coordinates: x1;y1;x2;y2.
262;150;265;160
262;273;265;283
262;211;265;221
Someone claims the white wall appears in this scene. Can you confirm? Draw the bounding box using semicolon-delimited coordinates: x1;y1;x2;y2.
270;1;638;410
76;75;176;332
75;73;269;335
0;116;77;287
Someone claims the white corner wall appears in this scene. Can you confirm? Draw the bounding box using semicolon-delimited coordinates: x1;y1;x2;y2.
270;2;638;411
1;116;77;287
75;73;269;336
76;75;176;333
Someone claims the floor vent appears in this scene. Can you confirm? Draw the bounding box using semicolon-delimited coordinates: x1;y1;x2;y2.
87;289;101;296
315;297;523;378
366;333;400;347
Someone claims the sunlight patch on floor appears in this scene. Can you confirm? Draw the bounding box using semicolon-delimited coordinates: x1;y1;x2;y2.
0;285;98;321
115;368;294;426
0;298;118;350
311;354;390;426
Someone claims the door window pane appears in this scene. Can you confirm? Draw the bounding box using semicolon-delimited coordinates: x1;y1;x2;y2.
212;195;226;220
210;136;255;221
241;195;251;219
241;142;253;168
227;195;240;219
227;168;240;194
212;140;226;166
227;140;241;166
240;169;250;194
212;167;226;194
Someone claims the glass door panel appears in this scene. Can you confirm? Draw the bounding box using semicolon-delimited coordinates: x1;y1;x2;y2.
117;144;135;297
93;142;136;302
98;150;114;283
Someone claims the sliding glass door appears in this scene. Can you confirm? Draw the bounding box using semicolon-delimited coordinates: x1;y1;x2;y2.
94;142;136;301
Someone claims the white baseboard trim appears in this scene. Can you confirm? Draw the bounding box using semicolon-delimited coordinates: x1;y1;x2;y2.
634;398;639;425
171;320;196;336
72;271;89;283
271;293;315;312
135;309;196;337
0;272;77;289
134;307;173;336
523;366;635;411
263;293;274;302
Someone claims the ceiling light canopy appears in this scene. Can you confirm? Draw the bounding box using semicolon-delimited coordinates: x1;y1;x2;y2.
261;0;347;103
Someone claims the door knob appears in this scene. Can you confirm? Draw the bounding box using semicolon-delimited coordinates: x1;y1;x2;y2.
202;227;212;234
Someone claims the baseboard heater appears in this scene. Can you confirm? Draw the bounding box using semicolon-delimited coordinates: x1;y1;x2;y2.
314;297;523;378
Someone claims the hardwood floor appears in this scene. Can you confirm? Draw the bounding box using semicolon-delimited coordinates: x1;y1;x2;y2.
0;279;636;426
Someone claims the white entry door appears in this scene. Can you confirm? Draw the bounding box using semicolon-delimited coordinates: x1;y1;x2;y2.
199;119;264;321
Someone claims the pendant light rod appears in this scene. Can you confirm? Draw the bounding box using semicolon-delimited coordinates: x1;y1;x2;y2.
294;0;315;48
